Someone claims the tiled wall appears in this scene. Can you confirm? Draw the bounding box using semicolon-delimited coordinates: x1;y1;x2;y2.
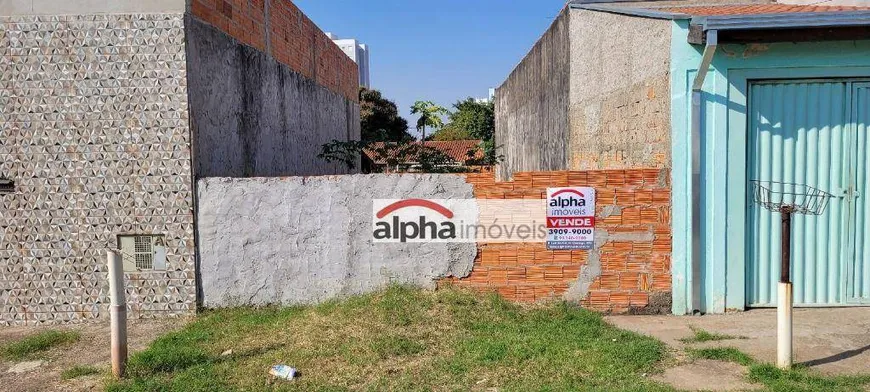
189;0;358;102
446;169;672;314
0;14;197;325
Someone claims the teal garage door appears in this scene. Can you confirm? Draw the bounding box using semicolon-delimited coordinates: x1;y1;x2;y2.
748;80;870;307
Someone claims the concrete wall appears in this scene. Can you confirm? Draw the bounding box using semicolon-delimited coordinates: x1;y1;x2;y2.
0;13;197;325
196;175;477;307
188;0;359;102
494;8;672;180
568;9;671;170
186;16;361;177
494;7;570;181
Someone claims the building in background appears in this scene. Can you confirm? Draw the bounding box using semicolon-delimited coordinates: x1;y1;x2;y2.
475;88;496;103
0;0;360;325
327;33;371;88
362;141;486;173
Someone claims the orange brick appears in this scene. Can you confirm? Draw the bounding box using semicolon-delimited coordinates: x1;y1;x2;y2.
630;292;650;307
625;170;645;186
533;286;556;301
544;266;564;280
563;265;581;277
599;273;620;289
620;273;640;290
610;292;631;306
615;189;635;205
567;171;588;184
516;286;535;302
588;291;611;307
498;285;518;299
621;207;641;224
597;189;615;204
652;274;672;290
526;266;546;283
605;170;626;186
640;208;659;224
635;190;654;204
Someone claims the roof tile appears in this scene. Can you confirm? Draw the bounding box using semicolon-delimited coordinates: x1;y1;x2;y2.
661;4;870;16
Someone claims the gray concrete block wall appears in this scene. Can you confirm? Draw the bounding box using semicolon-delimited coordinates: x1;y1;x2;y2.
568;10;672;170
494;8;571;181
196;175;477;307
185;16;361;178
493;8;673;180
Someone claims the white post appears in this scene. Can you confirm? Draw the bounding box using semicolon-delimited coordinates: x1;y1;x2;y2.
108;250;128;378
777;282;793;369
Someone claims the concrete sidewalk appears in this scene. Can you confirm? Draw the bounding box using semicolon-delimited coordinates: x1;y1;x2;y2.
607;307;870;375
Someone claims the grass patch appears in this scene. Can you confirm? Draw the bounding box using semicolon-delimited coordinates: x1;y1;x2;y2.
688;347;755;366
749;363;870;392
2;330;81;360
61;365;101;380
679;326;745;343
689;346;870;392
107;286;673;391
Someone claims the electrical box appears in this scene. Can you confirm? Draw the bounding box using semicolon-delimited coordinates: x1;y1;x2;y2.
118;235;167;272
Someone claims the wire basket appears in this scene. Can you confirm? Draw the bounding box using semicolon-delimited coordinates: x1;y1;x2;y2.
750;180;833;216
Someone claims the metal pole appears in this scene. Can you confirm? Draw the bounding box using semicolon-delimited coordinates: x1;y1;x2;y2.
690;30;718;314
108;250;128;378
777;206;794;369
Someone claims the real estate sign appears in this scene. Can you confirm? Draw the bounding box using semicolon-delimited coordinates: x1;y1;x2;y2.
546;187;595;250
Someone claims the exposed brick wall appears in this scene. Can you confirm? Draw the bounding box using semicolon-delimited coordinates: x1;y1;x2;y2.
445;169;672;314
190;0;358;102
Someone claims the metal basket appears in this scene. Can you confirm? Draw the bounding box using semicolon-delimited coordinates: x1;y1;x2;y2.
750;180;833;216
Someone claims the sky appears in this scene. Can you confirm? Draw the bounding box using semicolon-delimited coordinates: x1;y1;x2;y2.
294;0;567;138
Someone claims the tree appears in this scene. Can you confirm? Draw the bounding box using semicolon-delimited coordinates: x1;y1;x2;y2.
444;98;495;141
360;87;413;142
430;125;472;141
410;101;450;141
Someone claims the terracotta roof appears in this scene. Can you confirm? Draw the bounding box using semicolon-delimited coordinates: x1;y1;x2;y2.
364;140;485;165
661;4;870;17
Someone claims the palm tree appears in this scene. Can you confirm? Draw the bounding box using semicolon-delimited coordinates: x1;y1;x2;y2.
410;101;450;141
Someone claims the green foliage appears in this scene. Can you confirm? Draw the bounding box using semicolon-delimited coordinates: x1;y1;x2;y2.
430;125;472;141
317;139;368;170
448;98;495;141
105;287;672;391
319;139;473;173
61;365;100;380
359;87;412;142
410;100;450;140
679;326;746;343
2;330;81;360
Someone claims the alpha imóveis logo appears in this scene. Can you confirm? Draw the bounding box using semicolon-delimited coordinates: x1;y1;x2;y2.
372;199;477;243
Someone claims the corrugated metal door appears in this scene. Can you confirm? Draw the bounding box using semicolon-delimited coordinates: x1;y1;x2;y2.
848;83;870;304
747;81;852;307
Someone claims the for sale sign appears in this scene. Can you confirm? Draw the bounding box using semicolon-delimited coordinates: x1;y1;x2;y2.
546;187;595;250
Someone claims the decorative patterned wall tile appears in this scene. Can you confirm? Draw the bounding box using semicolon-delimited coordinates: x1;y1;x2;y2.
0;13;196;325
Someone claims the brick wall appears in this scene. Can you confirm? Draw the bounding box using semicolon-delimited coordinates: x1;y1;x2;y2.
190;0;358;101
445;169;672;314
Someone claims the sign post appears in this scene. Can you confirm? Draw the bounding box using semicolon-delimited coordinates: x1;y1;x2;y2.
750;180;832;370
546;187;596;250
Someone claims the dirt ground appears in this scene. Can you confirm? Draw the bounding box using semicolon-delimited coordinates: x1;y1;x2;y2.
0;318;188;392
608;307;870;391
